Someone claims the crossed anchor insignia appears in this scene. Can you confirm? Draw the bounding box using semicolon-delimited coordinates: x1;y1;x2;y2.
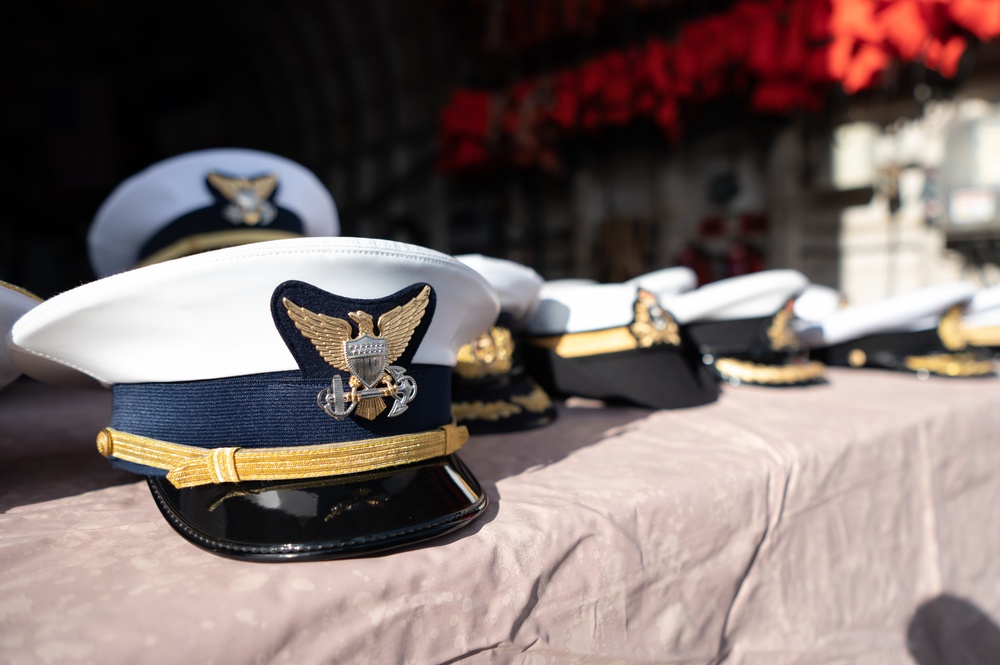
282;285;430;420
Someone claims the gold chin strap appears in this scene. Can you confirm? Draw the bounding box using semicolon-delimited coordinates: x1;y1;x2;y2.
136;229;302;267
714;357;826;385
96;423;468;489
963;324;1000;348
903;352;995;377
527;327;645;358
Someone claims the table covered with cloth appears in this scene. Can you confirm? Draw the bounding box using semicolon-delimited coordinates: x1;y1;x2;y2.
2;367;1000;664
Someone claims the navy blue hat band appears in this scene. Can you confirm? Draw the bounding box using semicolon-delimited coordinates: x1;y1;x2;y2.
108;366;452;476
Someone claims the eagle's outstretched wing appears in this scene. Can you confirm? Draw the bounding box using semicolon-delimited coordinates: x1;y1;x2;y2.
378;285;431;363
250;174;278;201
282;298;353;372
206;172;248;202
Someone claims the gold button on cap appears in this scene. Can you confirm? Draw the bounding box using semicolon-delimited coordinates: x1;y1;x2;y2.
848;349;867;367
96;428;113;457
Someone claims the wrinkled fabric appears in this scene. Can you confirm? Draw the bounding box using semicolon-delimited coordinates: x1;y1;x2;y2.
1;368;999;664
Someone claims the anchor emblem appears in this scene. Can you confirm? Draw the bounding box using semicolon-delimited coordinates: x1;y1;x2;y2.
282;285;430;420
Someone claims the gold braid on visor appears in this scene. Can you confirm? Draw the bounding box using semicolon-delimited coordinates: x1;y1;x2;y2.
714;357;826;385
902;352;994;377
136;229;302;267
96;424;469;489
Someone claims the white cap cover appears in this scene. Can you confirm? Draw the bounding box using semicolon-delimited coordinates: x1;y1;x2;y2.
667;270;809;325
11;237;499;386
88;148;339;277
793;284;844;324
0;282;42;389
456;255;543;325
626;266;697;298
965;284;1000;328
525;282;640;335
798;282;976;348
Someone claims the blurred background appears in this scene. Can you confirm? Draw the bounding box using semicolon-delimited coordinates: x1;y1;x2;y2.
4;0;1000;304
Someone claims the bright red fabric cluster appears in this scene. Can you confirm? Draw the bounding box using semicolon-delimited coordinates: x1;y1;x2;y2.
438;0;1000;172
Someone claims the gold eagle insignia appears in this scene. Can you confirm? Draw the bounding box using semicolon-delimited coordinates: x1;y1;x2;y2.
630;289;681;347
206;172;279;226
937;305;967;352
767;300;799;351
282;285;431;420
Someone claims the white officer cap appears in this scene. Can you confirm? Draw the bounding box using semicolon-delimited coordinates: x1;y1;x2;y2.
88;148;339;277
798;282;976;348
663;270;820;386
10;237;499;561
523;281;719;408
667;270;809;324
456;254;543;325
798;282;992;377
0;282;42;390
452;255;555;432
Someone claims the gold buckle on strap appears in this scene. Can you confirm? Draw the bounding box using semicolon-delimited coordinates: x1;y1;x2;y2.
96;424;469;489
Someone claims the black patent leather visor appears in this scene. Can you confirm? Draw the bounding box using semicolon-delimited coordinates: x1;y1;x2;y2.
146;454;487;562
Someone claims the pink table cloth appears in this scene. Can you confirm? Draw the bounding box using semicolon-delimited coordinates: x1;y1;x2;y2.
2;367;999;664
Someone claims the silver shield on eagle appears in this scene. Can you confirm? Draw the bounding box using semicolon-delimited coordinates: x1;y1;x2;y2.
344;336;389;389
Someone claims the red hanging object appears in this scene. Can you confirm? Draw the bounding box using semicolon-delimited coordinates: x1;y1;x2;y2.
842;43;890;93
547;71;580;131
437;0;997;173
440;90;493;140
601;52;634;125
879;0;928;62
948;0;1000;42
924;35;967;78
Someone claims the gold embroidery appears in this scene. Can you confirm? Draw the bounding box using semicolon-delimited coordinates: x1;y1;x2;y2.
903;352;994;377
630;289;681;347
529;289;679;358
511;383;554;412
848;349;867;367
937;306;968;351
455;326;515;379
452;384;553;422
206;172;279;225
96;423;468;489
766;302;799;351
714;357;826;385
283;286;430;420
137;229;301;267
